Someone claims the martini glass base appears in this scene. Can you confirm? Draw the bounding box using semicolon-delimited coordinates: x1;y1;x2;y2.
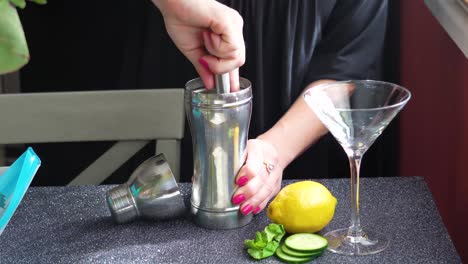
324;228;389;255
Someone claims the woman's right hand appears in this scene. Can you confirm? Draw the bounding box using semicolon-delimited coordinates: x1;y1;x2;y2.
152;0;245;91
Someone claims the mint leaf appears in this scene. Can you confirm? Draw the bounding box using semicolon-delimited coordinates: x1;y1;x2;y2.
256;231;265;242
264;223;286;242
247;248;270;260
265;240;279;252
246;248;262;259
267;223;285;236
244;224;286;260
247;241;278;260
247;244;276;260
244;238;266;250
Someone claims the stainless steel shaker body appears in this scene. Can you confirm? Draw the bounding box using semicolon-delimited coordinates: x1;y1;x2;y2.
185;77;253;229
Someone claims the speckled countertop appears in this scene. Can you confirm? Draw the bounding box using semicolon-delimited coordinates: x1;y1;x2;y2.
0;177;461;263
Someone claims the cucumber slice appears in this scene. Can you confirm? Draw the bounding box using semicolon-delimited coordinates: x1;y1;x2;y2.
276;246;313;264
281;244;323;258
284;233;328;253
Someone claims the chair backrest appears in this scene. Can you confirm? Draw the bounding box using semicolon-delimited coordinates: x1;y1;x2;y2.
0;89;185;185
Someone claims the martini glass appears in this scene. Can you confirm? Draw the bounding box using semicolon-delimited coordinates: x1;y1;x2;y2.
303;80;411;255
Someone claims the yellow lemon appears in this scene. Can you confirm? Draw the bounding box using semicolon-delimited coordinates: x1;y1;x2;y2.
267;181;337;234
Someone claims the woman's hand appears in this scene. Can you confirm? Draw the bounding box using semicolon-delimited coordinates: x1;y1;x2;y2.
153;0;245;91
232;139;283;215
230;80;334;215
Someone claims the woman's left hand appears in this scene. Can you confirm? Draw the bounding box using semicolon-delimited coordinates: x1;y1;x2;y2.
232;139;283;215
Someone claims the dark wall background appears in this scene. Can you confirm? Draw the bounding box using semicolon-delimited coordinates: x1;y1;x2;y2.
16;0;400;185
399;1;468;260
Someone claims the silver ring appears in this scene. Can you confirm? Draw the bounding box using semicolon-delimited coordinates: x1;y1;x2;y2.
263;162;275;174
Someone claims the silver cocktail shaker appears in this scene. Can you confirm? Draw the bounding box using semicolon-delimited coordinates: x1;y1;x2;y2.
185;77;253;229
106;154;186;224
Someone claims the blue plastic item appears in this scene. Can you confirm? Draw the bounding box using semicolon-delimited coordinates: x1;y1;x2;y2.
0;147;41;235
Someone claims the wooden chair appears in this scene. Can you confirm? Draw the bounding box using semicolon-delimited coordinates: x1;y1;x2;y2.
0;89;185;185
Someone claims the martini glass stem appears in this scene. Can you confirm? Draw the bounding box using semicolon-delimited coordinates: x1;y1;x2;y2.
347;152;363;238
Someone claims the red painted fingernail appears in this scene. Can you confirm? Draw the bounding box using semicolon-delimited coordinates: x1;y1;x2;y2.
241;204;253;215
237;176;248;186
199;58;210;71
232;194;246;205
253;206;261;214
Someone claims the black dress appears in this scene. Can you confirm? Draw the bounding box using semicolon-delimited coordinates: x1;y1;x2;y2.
19;0;389;184
219;0;389;180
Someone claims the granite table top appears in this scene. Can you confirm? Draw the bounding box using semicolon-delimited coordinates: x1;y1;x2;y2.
0;177;461;263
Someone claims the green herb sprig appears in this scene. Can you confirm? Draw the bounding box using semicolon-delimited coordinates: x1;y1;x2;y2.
244;223;286;260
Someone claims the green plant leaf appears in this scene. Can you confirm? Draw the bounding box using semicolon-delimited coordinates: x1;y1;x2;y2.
30;0;46;5
9;0;26;8
0;0;30;74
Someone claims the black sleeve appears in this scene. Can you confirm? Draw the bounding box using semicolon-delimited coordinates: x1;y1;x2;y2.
304;0;388;84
